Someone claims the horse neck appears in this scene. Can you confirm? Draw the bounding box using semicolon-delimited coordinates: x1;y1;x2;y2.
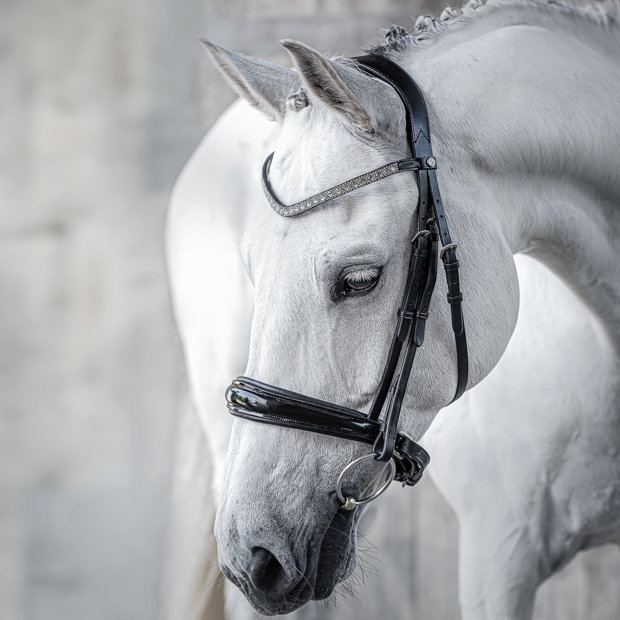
400;17;620;340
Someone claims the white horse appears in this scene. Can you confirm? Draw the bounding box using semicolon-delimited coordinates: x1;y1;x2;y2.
165;1;620;617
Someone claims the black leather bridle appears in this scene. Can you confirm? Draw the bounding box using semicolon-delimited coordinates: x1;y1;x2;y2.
226;54;468;508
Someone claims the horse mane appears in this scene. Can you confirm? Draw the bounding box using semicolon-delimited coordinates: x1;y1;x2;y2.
364;0;620;57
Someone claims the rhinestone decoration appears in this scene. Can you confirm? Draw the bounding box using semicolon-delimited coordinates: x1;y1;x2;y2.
263;158;407;218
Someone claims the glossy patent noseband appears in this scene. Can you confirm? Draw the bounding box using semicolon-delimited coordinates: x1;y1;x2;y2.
226;54;468;509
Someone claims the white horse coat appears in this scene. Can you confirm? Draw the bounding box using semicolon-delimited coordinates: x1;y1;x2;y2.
166;1;620;617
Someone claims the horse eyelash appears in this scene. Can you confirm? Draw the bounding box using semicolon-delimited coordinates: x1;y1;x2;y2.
345;267;380;282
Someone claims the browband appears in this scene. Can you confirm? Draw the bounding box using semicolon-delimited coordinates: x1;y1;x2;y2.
262;153;433;217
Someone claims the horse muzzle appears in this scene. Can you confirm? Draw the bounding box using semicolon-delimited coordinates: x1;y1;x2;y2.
217;487;360;615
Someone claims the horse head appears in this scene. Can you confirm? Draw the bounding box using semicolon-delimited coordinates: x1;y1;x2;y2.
202;38;519;614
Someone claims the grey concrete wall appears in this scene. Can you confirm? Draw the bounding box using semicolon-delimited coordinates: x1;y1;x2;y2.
0;0;201;618
2;1;619;619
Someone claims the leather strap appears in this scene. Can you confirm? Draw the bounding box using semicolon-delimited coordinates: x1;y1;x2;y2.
354;55;433;159
367;231;429;422
227;378;430;486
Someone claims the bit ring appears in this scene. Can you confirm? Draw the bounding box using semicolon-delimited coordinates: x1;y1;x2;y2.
336;452;397;510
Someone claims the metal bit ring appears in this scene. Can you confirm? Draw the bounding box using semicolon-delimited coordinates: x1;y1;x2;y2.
336;452;397;510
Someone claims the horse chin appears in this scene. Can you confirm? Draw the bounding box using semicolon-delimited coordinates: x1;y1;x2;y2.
312;506;358;600
226;505;359;615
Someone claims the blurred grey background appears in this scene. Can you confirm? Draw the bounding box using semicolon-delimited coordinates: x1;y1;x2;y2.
2;1;619;619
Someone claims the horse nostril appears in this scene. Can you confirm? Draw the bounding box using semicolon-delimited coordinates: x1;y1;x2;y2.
248;547;287;592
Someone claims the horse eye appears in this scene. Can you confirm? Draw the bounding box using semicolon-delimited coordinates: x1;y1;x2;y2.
343;268;380;295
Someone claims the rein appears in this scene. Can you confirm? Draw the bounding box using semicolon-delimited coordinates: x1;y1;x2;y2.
226;54;468;509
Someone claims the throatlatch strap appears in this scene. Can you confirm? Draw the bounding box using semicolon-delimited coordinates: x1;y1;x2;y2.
427;169;468;402
443;248;468;402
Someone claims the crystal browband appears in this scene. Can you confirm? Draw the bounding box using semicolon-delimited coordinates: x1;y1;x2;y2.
262;152;437;217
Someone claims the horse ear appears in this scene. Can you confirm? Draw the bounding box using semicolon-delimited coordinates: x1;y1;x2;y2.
200;39;298;122
279;39;374;133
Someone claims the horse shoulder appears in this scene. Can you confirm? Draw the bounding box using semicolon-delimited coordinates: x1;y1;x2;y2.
424;255;620;617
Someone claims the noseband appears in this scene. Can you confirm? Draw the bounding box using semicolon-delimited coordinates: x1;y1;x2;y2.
226;55;468;509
